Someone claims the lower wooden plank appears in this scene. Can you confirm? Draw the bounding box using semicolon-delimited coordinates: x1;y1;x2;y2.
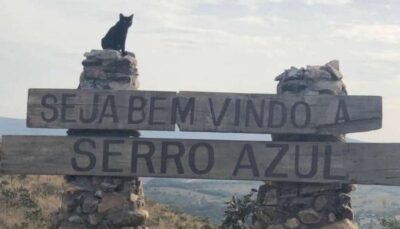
1;135;400;186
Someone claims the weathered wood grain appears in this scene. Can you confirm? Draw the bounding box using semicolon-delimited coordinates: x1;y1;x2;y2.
2;135;399;186
176;91;382;134
27;89;176;130
27;89;382;134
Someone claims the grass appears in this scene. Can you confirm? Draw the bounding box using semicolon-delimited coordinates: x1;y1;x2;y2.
0;175;217;229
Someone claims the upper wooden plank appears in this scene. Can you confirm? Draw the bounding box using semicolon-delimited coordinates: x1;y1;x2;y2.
27;89;176;131
27;89;382;134
1;135;400;186
177;91;382;134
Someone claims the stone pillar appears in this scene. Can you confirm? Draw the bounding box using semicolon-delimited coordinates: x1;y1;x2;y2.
51;50;148;229
252;61;356;229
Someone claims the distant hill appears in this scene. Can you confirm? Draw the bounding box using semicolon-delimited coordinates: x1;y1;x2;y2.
0;117;65;136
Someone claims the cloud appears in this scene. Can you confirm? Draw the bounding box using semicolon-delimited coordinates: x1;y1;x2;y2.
302;0;352;5
332;23;400;44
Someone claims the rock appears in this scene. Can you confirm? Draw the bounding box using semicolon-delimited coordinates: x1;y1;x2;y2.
276;60;347;96
314;195;328;211
338;193;351;205
82;196;99;213
261;206;279;219
342;184;356;193
106;209;148;227
339;205;354;220
253;221;268;229
84;49;121;60
79;49;139;91
100;180;119;191
82;58;102;67
59;222;87;229
264;189;278;205
130;193;139;202
313;81;344;94
325;60;343;79
68;215;83;224
321;219;357;229
49;211;64;227
98;193;129;213
62;195;78;212
257;184;268;203
285;218;301;228
328;213;336;222
287;67;299;78
267;224;285;229
279;183;299;198
287;196;314;211
95;190;103;199
88;213;101;225
300;184;342;195
327;60;340;71
298;209;321;224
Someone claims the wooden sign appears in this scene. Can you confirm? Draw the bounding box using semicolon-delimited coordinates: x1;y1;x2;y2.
2;135;399;186
27;89;176;131
27;89;382;134
177;91;382;134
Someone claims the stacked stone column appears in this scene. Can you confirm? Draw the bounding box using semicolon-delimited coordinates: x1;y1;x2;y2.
252;61;356;229
51;50;147;229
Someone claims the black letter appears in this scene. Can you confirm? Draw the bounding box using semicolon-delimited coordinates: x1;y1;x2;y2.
161;141;185;174
291;101;311;128
80;93;99;123
41;94;58;122
61;94;77;123
264;143;288;178
323;145;346;180
71;138;96;172
149;96;167;125
245;99;265;127
334;99;350;124
234;99;241;126
268;101;287;128
233;144;259;176
131;141;155;173
189;143;214;175
102;139;123;173
98;95;118;123
209;98;231;126
128;96;146;124
171;97;195;125
295;145;318;178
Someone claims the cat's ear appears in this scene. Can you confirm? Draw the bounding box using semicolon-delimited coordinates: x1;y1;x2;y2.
129;14;134;19
119;13;124;19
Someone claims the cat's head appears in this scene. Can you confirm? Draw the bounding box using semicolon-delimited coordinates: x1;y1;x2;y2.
119;13;133;27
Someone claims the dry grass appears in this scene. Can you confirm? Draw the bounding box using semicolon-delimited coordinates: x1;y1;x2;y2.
146;199;217;229
0;175;217;229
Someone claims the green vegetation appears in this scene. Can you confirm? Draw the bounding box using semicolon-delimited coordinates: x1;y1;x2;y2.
382;217;400;229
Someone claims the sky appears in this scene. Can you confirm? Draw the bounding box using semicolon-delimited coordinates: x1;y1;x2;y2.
0;0;399;142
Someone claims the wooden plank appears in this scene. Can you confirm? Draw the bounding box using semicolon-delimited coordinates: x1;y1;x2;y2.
27;89;176;131
27;89;382;134
2;135;400;186
176;91;382;134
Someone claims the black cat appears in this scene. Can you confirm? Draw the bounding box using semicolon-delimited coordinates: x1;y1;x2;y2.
101;13;133;55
